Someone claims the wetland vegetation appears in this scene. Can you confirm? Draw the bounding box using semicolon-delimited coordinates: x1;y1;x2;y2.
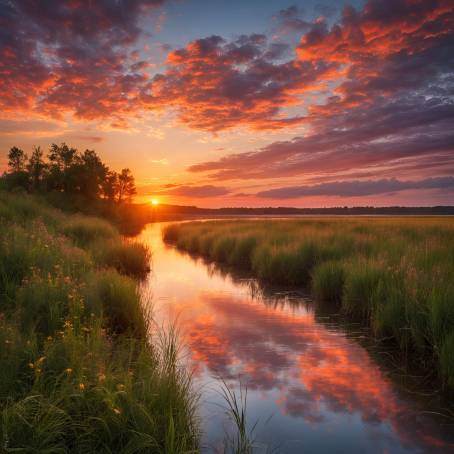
163;218;454;392
0;192;198;453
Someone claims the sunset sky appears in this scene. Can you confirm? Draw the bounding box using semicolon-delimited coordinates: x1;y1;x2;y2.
1;0;453;207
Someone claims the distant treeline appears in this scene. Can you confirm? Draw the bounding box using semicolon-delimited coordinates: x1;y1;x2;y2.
147;204;454;216
2;144;136;203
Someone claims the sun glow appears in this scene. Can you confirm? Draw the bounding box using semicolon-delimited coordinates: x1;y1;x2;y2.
151;198;159;206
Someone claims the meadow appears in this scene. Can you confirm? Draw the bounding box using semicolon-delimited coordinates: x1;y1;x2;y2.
163;218;454;391
0;192;198;453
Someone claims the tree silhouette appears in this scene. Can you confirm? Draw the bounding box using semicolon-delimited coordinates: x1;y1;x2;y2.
8;146;28;172
27;146;47;190
102;170;118;201
77;149;108;200
47;143;80;193
117;168;137;203
2;143;139;207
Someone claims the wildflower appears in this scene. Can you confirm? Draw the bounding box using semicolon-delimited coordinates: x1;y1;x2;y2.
47;336;53;341
28;363;34;369
116;384;125;391
37;356;46;364
64;368;73;375
97;373;106;382
113;408;121;415
79;383;85;391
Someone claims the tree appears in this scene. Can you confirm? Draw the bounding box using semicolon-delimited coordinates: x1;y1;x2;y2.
27;146;47;191
102;170;118;201
77;149;108;200
47;143;80;192
8;146;28;172
117;168;136;203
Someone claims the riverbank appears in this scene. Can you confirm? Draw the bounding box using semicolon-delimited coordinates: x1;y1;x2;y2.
163;218;454;392
0;192;198;452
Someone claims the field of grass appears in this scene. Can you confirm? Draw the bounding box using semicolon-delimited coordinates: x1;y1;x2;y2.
0;192;198;453
163;218;454;391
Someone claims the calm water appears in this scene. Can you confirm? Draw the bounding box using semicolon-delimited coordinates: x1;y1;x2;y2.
138;223;454;453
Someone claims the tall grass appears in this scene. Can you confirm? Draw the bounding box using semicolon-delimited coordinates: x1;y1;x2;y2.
0;192;198;452
220;382;256;454
163;218;454;391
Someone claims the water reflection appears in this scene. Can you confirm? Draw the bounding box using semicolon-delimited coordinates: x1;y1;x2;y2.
138;223;454;453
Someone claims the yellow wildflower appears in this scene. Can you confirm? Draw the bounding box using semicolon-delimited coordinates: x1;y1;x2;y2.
79;383;85;391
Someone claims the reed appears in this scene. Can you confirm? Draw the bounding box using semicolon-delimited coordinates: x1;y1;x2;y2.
163;218;454;390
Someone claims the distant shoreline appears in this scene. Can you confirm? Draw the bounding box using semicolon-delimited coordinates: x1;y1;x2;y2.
141;204;454;219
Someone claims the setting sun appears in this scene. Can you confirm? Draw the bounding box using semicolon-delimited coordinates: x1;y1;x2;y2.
151;198;159;206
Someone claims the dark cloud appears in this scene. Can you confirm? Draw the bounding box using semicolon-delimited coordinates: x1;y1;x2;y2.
157;184;230;198
189;1;454;185
141;33;335;131
0;0;165;119
273;5;311;33
256;177;454;199
189;95;454;180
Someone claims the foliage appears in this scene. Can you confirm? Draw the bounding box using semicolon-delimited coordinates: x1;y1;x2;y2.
2;143;137;204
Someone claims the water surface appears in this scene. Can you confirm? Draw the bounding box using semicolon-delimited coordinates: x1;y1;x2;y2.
138;223;454;453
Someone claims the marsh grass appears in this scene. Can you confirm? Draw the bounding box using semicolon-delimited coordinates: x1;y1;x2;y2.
92;240;151;277
164;218;454;390
61;214;118;246
0;192;198;452
219;381;256;454
312;261;345;303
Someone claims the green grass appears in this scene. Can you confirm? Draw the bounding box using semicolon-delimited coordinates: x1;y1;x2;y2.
92;240;151;277
163;218;454;391
312;261;345;303
0;192;198;452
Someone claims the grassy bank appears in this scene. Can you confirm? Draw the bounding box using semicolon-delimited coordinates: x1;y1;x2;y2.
0;192;198;453
163;218;454;391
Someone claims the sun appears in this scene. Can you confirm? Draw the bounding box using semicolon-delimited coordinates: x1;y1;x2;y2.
151;198;159;206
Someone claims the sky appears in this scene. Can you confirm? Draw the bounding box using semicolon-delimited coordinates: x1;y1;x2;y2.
0;0;453;207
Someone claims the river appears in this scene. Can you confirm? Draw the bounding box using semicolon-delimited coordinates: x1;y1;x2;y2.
137;222;454;453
